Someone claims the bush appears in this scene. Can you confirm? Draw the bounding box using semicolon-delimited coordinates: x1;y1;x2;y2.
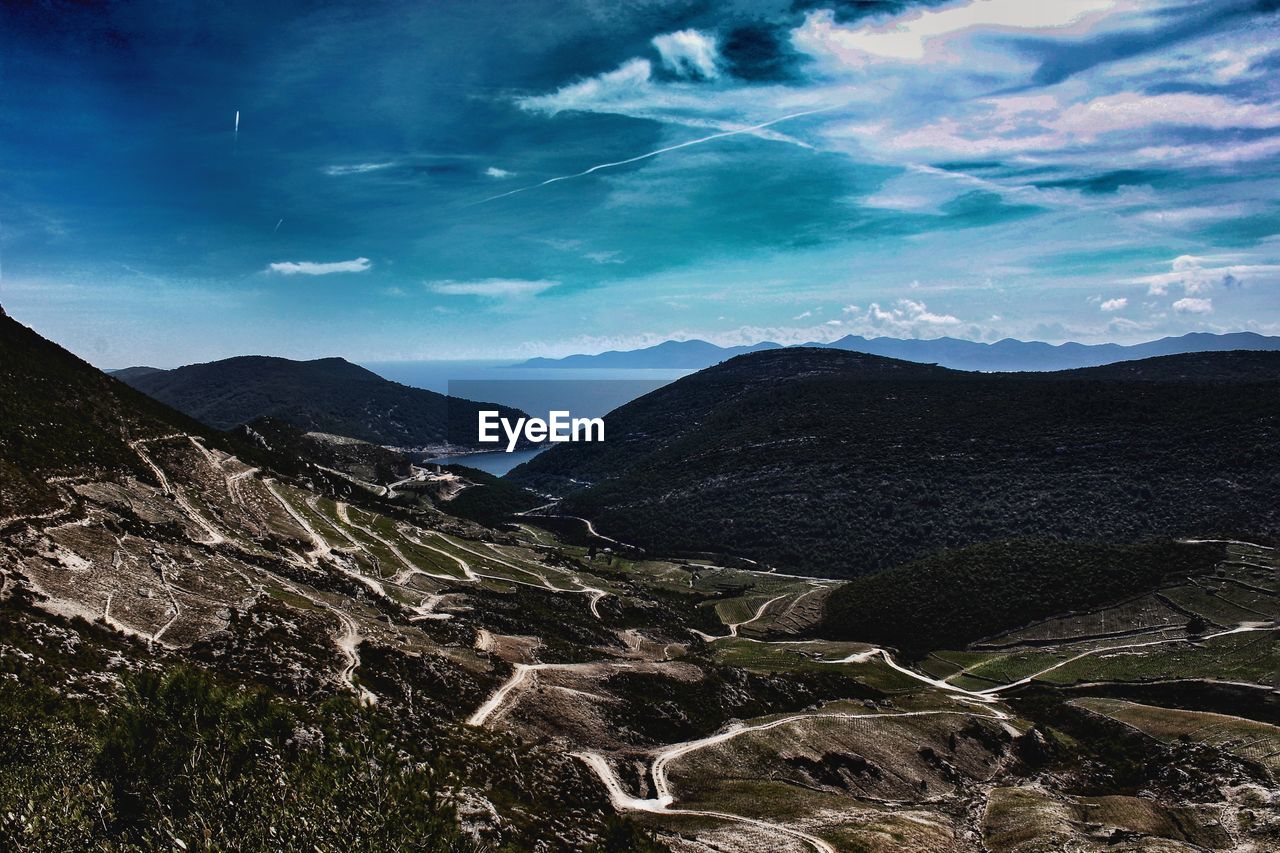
2;667;472;851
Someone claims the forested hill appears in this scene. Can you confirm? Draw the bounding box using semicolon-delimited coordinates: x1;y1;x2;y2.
116;355;528;451
508;348;1280;578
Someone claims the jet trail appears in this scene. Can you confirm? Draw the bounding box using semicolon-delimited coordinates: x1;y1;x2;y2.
478;105;837;204
234;110;240;140
273;218;283;233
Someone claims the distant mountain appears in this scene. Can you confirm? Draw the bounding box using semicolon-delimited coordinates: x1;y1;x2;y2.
519;338;782;369
114;355;529;451
516;331;1280;372
109;365;164;382
508;348;1280;578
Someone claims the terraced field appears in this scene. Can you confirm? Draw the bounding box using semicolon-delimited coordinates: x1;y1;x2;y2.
5;428;1277;851
1073;698;1280;772
932;543;1278;694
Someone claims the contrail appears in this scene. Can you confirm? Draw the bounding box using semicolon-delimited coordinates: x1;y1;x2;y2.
234;110;240;140
273;218;283;233
478;105;838;204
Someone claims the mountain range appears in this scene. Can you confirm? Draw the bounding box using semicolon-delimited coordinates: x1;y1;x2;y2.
4;309;1279;851
517;330;1280;372
509;347;1280;578
113;355;528;451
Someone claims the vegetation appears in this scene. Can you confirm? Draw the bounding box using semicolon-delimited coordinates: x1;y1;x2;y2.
511;347;1280;578
602;659;881;746
819;539;1224;656
0;667;469;851
1007;689;1272;800
5;311;1276;851
0;312;262;517
238;416;412;484
436;464;544;526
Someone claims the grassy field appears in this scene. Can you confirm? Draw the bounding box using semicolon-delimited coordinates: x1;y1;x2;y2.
711;638;925;693
983;786;1232;851
1041;629;1277;686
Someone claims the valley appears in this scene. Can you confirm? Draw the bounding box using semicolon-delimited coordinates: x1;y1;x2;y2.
10;1;1280;848
4;429;1277;849
2;313;1277;851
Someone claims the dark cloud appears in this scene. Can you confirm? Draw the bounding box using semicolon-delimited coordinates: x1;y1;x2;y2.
721;23;803;81
1200;209;1280;247
1033;169;1170;195
937;191;1042;227
931;161;1008;173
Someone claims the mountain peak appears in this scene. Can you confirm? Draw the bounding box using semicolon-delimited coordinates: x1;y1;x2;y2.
116;353;526;447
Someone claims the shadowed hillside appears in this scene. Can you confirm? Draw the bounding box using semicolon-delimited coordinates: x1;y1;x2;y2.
0;311;230;517
509;348;1280;578
116;355;528;451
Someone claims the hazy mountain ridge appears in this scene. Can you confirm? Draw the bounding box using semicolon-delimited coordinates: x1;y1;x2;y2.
509;347;1280;577
114;355;530;451
518;330;1280;372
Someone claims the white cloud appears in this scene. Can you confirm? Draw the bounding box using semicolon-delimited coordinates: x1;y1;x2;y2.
322;162;394;176
1099;297;1127;312
520;58;654;116
1133;136;1280;166
864;90;1280;161
268;257;371;275
585;251;624;265
793;310;812;320
791;2;1118;67
1048;92;1280;138
1172;297;1213;314
652;29;720;79
515;57;821;149
1130;255;1280;295
506;0;1277;263
485;166;513;178
834;298;964;337
1132;203;1254;227
428;278;557;298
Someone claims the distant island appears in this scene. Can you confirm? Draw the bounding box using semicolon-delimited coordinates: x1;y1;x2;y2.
517;331;1280;373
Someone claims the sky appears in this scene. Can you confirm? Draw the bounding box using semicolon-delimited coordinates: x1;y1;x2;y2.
2;0;1279;366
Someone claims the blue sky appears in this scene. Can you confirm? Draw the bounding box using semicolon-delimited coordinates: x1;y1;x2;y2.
3;0;1279;366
